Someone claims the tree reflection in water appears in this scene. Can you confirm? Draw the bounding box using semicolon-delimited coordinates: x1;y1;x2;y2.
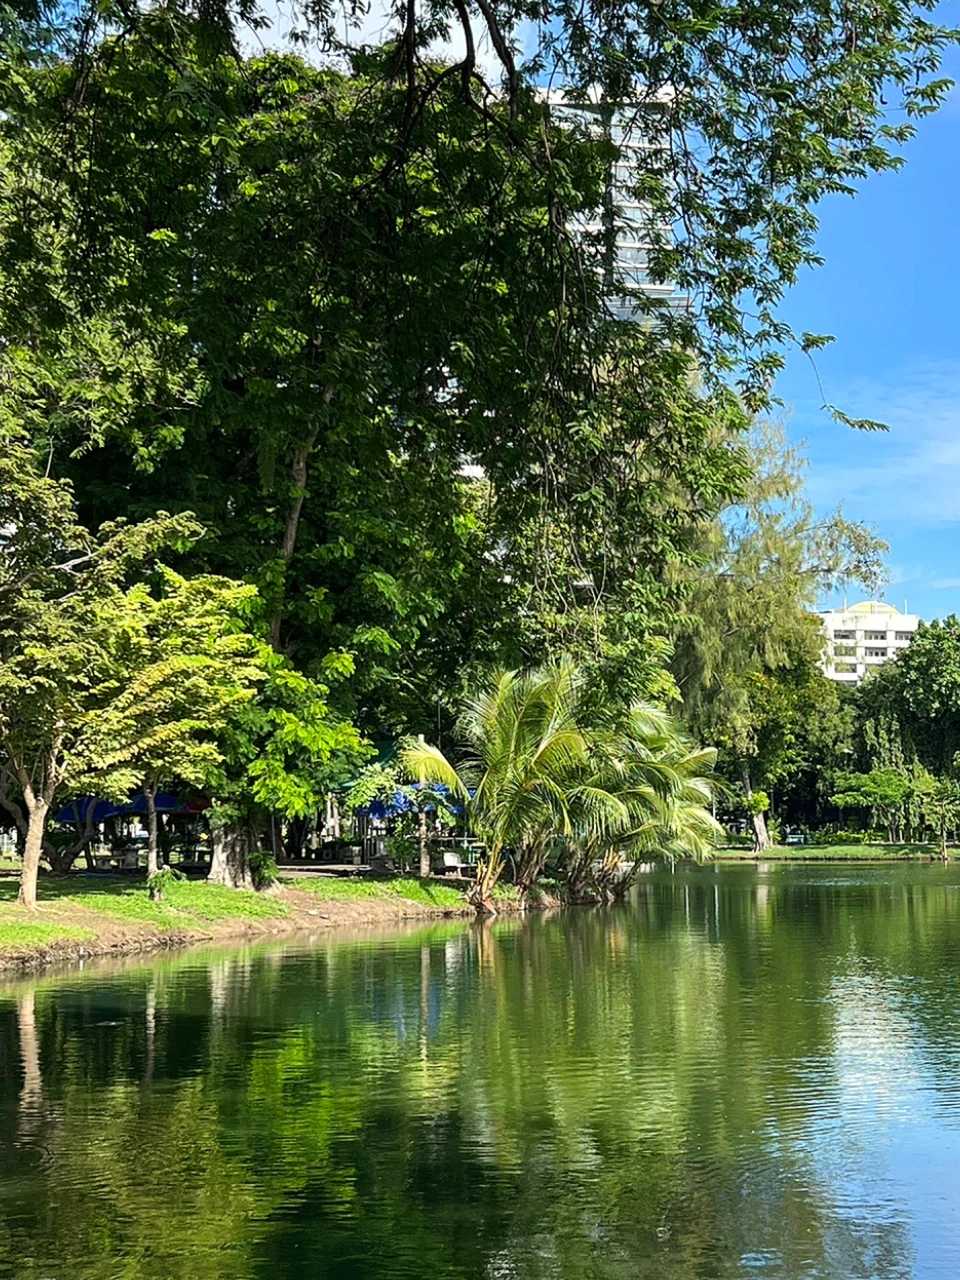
4;865;960;1278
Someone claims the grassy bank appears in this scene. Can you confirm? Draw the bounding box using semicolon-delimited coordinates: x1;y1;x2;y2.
3;846;943;969
0;872;475;970
717;842;944;861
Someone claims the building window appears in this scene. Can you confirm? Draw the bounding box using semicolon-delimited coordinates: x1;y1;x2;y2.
864;631;888;641
834;663;857;674
833;630;856;640
834;645;856;657
895;631;912;641
865;648;888;658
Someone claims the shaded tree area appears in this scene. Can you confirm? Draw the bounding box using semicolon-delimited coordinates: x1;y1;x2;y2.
0;0;955;890
1;30;751;739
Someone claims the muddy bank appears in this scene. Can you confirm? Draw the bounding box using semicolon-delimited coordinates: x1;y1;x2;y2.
0;883;477;974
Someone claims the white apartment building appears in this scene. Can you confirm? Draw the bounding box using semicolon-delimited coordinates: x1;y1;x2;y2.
543;91;687;321
820;601;920;684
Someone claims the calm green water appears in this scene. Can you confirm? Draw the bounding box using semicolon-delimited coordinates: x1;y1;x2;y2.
4;865;960;1278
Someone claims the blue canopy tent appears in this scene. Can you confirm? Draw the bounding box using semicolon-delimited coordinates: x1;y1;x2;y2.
51;793;211;873
53;793;207;824
53;798;124;825
356;783;466;821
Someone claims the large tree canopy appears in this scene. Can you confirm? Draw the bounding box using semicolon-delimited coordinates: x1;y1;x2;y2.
0;34;750;733
6;0;954;407
1;0;953;876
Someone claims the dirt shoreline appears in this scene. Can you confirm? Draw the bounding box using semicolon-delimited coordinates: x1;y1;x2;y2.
0;885;478;974
7;855;936;974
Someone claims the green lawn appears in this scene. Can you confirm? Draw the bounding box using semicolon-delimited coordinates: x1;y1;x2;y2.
0;870;485;968
0;920;94;952
62;877;288;925
717;842;941;861
291;874;469;911
0;874;288;932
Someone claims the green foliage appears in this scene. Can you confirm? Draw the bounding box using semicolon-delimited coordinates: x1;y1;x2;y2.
674;424;885;806
745;790;770;818
0;438;278;900
402;659;719;906
86;569;267;852
0;446;180;852
6;0;954;414
222;652;367;821
0;28;765;734
857;617;960;775
920;777;960;855
147;865;183;902
0;0;952;870
829;767;927;842
831;768;914;812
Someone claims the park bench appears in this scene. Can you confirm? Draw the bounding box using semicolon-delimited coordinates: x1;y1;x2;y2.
438;844;483;876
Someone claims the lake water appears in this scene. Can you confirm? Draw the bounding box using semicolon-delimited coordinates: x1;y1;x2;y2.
4;864;960;1278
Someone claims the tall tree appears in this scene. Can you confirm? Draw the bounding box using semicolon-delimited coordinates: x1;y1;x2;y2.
90;569;265;882
857;617;960;775
206;651;367;888
401;658;719;910
0;441;249;904
673;424;886;849
402;661;595;912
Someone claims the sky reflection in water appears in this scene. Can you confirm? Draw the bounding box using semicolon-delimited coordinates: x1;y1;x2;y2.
3;864;960;1278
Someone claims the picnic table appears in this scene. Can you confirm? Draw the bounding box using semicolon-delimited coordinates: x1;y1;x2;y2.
93;847;143;872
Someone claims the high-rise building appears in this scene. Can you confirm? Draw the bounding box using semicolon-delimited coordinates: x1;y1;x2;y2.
819;601;920;684
543;91;687;321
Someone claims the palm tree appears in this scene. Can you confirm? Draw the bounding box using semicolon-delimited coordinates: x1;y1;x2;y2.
402;660;721;912
563;704;721;902
400;660;591;913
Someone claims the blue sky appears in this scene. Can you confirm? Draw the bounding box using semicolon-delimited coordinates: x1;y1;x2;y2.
775;25;960;619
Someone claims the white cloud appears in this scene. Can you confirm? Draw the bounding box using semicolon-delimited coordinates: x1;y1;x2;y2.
790;360;960;527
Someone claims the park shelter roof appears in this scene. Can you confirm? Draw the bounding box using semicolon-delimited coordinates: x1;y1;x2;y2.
53;793;208;825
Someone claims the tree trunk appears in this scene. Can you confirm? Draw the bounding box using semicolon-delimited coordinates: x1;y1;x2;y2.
285;817;306;861
514;841;548;906
611;863;641;901
562;845;600;903
47;798;100;875
269;421;322;651
18;800;48;908
158;812;171;865
741;763;770;853
330;794;341;840
208;824;254;890
468;851;502;917
416;733;431;879
144;781;159;880
418;806;431;879
751;809;770;853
